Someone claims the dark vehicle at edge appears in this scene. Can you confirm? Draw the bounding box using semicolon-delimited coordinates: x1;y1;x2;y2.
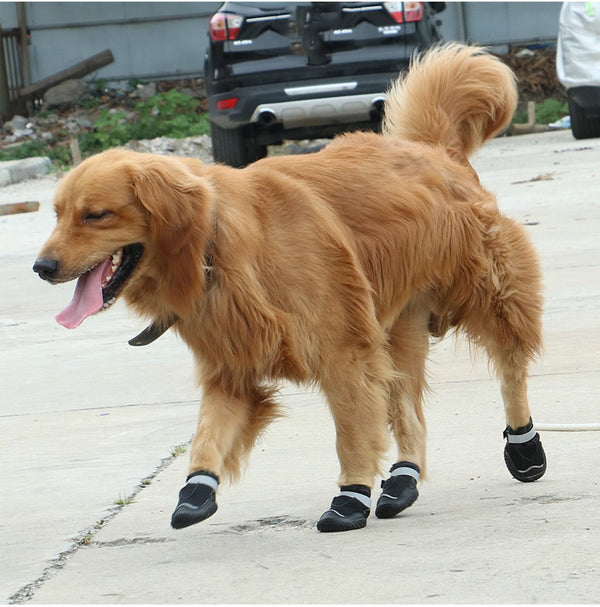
204;2;446;166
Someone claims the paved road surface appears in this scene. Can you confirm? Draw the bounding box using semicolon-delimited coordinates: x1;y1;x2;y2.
1;130;599;603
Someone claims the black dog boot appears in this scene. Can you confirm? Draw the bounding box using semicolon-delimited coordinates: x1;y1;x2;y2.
375;461;420;519
317;485;371;532
503;418;547;482
171;470;219;529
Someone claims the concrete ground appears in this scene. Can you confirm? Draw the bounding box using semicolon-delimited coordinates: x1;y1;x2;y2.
1;129;599;604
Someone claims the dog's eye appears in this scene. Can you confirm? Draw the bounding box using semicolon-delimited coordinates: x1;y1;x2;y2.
84;211;113;223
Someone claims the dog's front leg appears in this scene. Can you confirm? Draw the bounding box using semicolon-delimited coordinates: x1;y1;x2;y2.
171;384;251;530
317;355;391;533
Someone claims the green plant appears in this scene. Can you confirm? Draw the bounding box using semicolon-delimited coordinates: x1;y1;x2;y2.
91;78;108;95
79;97;101;110
36;109;58;119
512;107;528;124
512;98;569;126
114;495;134;506
535;98;568;124
0;140;72;169
79;90;210;157
79;109;131;154
170;444;187;457
77;532;94;546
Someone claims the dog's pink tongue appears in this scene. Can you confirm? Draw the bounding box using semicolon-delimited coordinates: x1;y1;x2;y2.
55;259;111;329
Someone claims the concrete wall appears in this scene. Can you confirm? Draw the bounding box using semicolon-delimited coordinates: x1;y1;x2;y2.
0;1;563;85
0;2;220;85
438;1;562;49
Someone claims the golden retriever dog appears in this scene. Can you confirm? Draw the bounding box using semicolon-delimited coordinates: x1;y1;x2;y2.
34;44;546;533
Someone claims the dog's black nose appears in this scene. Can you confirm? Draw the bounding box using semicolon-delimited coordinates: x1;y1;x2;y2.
33;257;59;281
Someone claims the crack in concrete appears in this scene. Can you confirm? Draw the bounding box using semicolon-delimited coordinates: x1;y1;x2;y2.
7;438;191;604
212;515;313;535
92;536;175;548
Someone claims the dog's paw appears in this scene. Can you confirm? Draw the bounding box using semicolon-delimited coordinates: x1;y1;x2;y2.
503;419;547;482
171;471;219;530
317;488;371;532
375;461;420;519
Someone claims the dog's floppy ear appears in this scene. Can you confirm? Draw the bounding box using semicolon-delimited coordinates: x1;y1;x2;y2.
130;156;212;249
130;156;214;315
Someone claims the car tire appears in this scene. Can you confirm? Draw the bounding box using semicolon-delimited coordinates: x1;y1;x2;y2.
210;122;267;168
568;89;600;140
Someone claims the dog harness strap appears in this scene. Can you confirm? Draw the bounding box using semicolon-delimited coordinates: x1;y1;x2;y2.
339;491;371;508
186;474;219;491
505;426;537;444
390;466;420;481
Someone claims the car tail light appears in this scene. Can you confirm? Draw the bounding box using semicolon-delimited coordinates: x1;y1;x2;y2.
209;12;244;41
216;97;238;111
384;2;424;23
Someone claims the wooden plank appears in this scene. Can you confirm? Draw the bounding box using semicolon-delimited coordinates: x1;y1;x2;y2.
0;201;40;215
17;49;114;100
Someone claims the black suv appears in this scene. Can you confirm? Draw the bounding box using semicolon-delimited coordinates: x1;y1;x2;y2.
204;2;446;166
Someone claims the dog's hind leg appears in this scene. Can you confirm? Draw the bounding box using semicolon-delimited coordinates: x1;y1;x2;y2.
171;382;279;529
376;302;430;519
464;219;547;482
482;327;547;483
316;346;392;532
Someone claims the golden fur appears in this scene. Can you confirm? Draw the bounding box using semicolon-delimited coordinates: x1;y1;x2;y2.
36;44;543;492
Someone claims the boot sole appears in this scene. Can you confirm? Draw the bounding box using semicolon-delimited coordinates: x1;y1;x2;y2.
504;447;547;482
171;495;218;529
375;486;419;519
317;512;368;532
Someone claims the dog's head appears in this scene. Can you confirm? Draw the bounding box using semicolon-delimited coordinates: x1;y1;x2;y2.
33;149;214;328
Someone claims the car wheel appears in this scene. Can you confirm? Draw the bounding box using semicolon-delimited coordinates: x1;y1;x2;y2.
210;122;267;167
568;89;600;140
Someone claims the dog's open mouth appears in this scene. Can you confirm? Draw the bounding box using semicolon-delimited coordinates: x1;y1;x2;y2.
55;244;143;329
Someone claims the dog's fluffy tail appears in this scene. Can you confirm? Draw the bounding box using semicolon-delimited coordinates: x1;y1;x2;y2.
382;43;517;158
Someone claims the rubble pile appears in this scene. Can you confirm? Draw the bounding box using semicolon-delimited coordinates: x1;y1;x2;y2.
125;135;213;163
0;77;209;159
501;45;567;103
